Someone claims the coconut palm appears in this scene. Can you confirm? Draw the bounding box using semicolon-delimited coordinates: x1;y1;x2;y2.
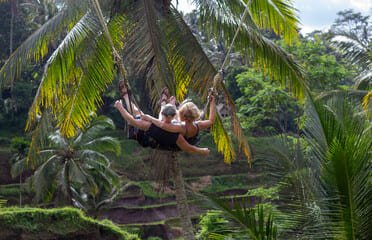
254;95;371;239
12;115;121;208
304;96;371;240
0;0;306;238
0;0;307;162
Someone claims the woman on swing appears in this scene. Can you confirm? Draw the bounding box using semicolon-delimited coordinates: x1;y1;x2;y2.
142;87;216;146
114;81;210;155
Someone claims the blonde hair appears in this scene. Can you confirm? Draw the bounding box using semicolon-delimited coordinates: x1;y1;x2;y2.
179;102;201;121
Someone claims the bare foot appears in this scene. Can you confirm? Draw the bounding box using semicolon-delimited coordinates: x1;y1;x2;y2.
168;96;176;106
160;87;170;105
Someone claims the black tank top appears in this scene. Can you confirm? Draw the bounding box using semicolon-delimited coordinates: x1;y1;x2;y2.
184;123;200;145
136;124;180;151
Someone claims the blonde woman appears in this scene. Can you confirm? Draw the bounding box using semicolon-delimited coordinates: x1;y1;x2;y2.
141;93;216;145
115;81;210;155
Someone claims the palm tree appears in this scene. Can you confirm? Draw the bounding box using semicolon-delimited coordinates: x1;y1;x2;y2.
255;96;371;239
329;10;371;112
0;0;306;238
0;0;307;161
12;115;121;208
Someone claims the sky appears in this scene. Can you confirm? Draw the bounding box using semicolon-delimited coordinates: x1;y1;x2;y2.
174;0;371;34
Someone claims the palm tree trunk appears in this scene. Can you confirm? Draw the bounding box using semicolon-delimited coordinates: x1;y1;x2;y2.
9;0;16;115
64;162;73;205
170;153;195;240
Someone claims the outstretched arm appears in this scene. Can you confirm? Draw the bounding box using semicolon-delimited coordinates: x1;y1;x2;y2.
141;114;185;134
114;100;150;131
197;94;216;130
176;135;209;156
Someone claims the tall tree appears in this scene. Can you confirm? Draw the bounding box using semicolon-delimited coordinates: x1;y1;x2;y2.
0;0;57;131
0;0;306;237
330;9;371;89
12;115;121;208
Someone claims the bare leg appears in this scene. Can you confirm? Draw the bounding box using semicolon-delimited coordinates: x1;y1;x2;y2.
168;96;180;121
115;100;150;131
176;135;209;156
158;87;170;120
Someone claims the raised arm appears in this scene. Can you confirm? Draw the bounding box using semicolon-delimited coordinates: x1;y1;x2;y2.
114;100;150;131
141;114;185;134
197;94;216;130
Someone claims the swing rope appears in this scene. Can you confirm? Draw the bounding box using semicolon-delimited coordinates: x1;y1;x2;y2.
92;0;250;121
212;0;251;91
91;0;138;116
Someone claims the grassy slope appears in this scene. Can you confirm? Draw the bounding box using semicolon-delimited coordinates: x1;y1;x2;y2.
0;207;139;240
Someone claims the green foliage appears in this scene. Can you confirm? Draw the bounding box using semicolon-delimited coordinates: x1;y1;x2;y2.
198;198;278;240
203;174;258;193
281;32;355;91
0;184;28;197
196;210;230;239
224;66;248;100
304;97;371;239
146;237;163;240
12;115;121;211
255;96;372;239
330;9;371;89
235;69;302;135
0;207;139;239
247;186;280;201
0;198;6;208
10;137;29;155
135;182;169;199
0;1;55;134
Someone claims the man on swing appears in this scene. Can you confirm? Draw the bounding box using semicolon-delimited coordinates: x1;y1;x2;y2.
114;80;211;155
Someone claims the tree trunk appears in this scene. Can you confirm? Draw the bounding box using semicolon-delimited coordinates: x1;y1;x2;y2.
171;153;195;240
9;0;16;115
64;162;73;205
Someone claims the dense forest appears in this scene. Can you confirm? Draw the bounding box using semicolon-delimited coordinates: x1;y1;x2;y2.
0;1;370;240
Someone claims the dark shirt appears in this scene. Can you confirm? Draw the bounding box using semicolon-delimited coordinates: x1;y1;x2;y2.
184;123;200;145
135;124;180;151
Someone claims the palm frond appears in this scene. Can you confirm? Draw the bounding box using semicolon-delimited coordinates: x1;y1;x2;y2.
83;150;111;167
77;115;116;143
205;194;278;239
362;91;371;113
195;0;307;99
33;155;60;202
69;160;87;184
167;7;251;163
26;111;55;165
0;2;86;88
10;157;28;178
194;0;299;43
82;137;121;156
27;15;124;138
210;113;236;164
123;0;175;107
330;30;372;90
248;0;299;44
304;96;372;239
221;84;252;162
